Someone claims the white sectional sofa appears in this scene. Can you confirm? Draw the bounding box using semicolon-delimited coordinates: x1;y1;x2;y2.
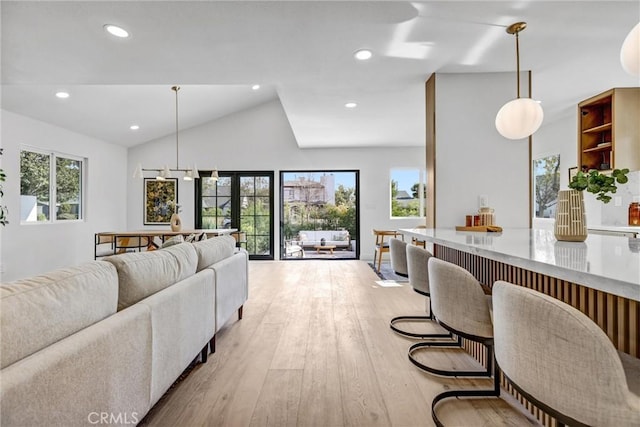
296;229;350;249
0;235;248;426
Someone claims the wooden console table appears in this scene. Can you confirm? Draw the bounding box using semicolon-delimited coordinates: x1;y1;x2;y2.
95;229;237;259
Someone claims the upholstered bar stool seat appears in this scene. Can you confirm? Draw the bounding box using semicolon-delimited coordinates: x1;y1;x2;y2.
389;238;408;277
492;281;640;427
390;245;450;339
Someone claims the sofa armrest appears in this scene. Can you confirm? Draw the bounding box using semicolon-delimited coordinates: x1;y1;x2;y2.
208;251;248;332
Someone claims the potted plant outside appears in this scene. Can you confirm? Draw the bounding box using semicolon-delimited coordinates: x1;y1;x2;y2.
555;168;629;242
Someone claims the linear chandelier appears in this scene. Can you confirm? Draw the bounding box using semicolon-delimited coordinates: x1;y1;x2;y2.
495;22;544;140
133;86;218;181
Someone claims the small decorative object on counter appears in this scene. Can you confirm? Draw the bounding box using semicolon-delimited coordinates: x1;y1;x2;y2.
555;190;587;242
465;215;473;227
479;207;495;226
629;199;640;226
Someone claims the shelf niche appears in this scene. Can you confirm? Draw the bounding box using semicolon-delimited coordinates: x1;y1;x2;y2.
578;88;640;172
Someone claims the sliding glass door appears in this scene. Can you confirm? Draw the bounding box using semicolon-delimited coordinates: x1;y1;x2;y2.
280;170;359;260
196;171;274;260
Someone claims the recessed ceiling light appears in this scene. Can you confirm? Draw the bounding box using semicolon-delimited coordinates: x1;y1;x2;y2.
345;102;358;109
104;24;129;38
354;49;373;60
252;84;261;90
130;124;140;130
55;91;70;99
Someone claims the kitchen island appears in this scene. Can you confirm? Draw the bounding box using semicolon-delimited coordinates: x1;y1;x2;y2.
400;227;639;426
400;227;639;357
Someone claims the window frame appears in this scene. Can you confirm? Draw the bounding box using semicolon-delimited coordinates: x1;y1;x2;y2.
390;168;426;219
19;147;86;224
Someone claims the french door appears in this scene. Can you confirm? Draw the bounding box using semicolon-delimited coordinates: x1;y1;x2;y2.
196;171;274;260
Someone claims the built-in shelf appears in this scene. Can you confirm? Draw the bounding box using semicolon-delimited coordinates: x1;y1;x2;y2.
583;142;612;153
582;123;612;134
578;88;640;171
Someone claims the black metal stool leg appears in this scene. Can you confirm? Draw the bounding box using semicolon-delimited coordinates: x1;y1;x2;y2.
408;320;494;378
390;314;454;339
390;299;453;339
431;362;501;427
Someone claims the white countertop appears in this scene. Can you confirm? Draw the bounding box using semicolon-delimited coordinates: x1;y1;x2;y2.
587;225;640;235
399;228;640;301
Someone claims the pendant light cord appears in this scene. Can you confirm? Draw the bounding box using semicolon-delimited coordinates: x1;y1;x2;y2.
515;30;521;99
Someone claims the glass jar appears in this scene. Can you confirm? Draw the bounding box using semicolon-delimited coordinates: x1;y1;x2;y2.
479;207;495;226
629;202;640;226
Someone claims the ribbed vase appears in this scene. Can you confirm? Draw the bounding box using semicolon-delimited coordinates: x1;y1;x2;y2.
554;190;587;242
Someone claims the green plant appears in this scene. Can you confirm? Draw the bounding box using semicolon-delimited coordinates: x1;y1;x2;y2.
568;168;629;203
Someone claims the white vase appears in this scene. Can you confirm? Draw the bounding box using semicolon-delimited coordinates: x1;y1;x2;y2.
554;190;587;242
170;213;182;232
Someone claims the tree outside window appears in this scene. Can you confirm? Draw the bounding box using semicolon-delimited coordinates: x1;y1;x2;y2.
391;169;426;218
533;154;560;218
20;149;84;222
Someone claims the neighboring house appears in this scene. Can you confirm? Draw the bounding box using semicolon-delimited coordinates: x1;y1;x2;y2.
395;190;415;207
282;175;335;206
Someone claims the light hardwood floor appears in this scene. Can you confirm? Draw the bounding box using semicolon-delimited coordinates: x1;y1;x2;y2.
140;260;539;427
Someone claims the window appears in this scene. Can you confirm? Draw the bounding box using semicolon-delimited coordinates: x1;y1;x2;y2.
533;154;560;218
390;168;426;218
20;148;85;223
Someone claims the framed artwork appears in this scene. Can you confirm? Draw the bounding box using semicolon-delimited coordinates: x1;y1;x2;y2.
144;178;178;224
568;166;578;182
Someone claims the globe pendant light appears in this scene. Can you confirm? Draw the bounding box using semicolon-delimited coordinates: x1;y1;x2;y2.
495;22;544;140
620;22;640;76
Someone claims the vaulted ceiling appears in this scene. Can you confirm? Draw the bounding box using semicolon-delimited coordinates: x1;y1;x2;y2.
2;1;638;148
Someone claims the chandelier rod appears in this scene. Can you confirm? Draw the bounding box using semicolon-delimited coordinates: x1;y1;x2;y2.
172;85;180;170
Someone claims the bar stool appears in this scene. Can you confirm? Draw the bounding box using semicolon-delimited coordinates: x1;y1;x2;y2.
491;281;640;427
413;258;498;426
389;238;408;277
390;245;450;339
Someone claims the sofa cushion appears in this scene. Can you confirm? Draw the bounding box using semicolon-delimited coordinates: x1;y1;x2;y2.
0;261;119;369
104;242;198;311
0;303;153;426
192;235;236;272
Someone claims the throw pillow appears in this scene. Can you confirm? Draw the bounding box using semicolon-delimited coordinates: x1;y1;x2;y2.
161;235;184;248
184;233;197;243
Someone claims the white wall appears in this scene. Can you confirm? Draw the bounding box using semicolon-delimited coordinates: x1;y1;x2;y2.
434;73;530;228
0;110;128;281
127;99;425;260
